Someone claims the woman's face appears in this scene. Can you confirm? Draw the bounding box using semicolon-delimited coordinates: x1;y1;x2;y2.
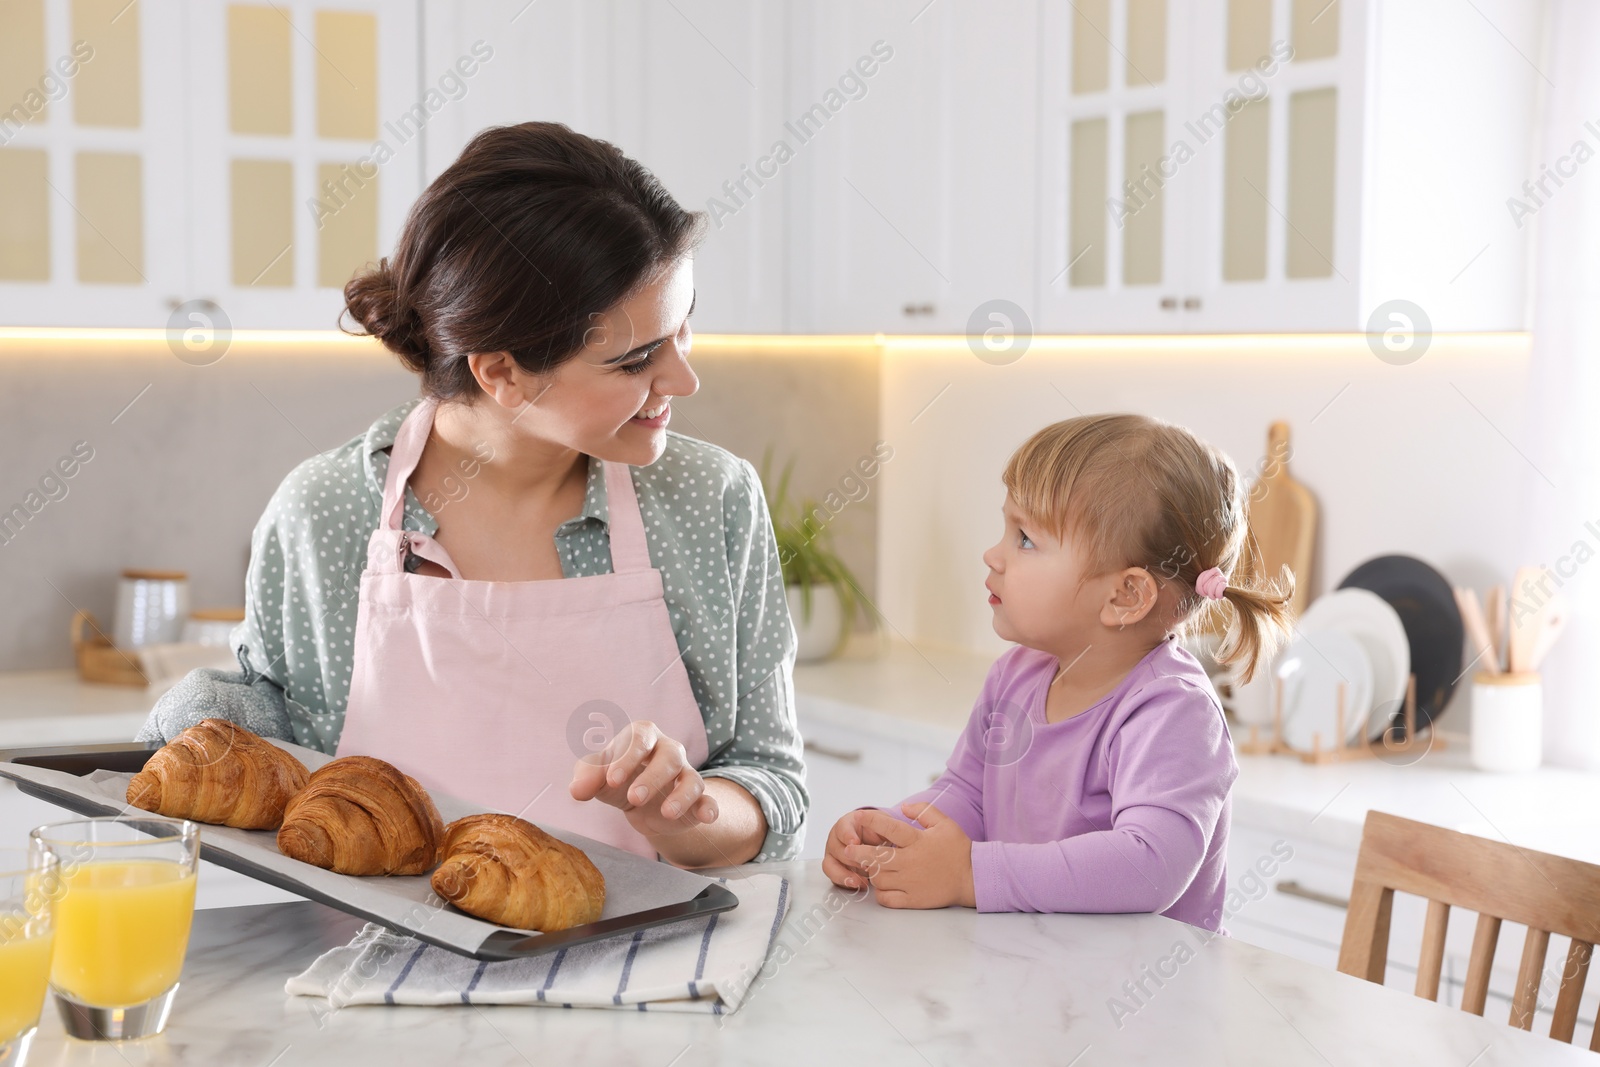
511;255;700;467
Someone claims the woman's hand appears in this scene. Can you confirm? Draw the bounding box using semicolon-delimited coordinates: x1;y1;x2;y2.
568;719;719;839
842;803;977;909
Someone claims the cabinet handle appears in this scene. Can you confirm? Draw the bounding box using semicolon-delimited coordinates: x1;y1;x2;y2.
803;738;863;763
1275;880;1349;910
1160;296;1178;310
902;302;936;317
1183;297;1201;310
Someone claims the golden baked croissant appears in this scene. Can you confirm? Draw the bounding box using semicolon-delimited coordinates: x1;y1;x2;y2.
277;756;443;876
431;814;606;932
127;718;310;830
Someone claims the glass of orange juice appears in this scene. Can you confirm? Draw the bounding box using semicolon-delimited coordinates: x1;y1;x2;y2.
29;816;198;1041
0;846;59;1065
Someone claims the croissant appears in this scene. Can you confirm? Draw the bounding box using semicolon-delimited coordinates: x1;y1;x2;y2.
277;756;443;876
431;814;606;932
127;719;310;830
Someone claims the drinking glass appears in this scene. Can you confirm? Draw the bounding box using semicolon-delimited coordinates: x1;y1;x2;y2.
29;817;198;1040
0;846;58;1066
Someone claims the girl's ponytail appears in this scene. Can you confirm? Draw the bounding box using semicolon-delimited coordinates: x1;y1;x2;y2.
1209;529;1295;684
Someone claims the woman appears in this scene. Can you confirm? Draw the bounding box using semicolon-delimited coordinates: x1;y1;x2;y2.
138;122;807;868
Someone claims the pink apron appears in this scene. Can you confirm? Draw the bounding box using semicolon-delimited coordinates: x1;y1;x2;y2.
335;397;709;859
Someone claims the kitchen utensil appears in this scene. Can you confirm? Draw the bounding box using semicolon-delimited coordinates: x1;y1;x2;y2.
1338;555;1464;733
112;570;189;650
1484;585;1506;669
1528;594;1567;671
1275;629;1373;752
1298;588;1410;742
1507;566;1544;672
1469;671;1542;772
1246;421;1317;617
0;742;736;962
1453;587;1500;675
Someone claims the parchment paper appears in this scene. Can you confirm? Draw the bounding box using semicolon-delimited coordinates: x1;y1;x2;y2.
0;737;721;957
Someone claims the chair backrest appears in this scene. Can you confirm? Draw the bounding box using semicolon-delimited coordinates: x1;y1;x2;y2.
1338;810;1600;1050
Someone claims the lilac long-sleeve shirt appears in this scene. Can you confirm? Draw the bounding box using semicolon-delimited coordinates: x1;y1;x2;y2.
871;638;1238;932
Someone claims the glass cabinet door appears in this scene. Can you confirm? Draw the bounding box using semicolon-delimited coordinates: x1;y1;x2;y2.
1185;0;1360;330
0;0;186;326
1039;0;1197;333
184;0;421;331
0;0;420;329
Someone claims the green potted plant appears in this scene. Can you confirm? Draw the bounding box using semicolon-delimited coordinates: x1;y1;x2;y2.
761;450;862;662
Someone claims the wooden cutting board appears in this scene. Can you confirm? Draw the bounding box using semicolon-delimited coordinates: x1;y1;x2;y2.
1246;421;1316;617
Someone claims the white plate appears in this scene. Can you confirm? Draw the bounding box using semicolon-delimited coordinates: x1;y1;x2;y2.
1299;588;1411;742
1276;629;1374;752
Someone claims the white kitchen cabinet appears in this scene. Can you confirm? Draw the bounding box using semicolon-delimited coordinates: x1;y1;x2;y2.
1035;0;1203;333
418;0;792;334
0;0;422;330
184;0;424;332
1037;0;1540;334
1;0;1543;334
420;0;1041;336
0;0;187;326
1037;0;1361;333
785;0;1041;335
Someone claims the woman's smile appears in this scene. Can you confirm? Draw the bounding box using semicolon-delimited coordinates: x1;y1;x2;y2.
630;399;671;428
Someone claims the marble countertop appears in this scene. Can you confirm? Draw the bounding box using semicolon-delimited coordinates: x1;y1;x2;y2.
21;859;1595;1066
0;668;155;748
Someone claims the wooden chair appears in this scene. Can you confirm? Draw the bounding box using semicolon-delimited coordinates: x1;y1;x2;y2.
1338;810;1600;1051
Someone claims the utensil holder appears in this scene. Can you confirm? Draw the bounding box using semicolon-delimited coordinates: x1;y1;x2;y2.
1469;671;1541;772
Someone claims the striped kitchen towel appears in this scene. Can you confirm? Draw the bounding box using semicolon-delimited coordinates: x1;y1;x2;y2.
285;874;789;1015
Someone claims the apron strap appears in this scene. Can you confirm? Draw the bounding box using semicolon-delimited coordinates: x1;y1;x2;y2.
601;461;653;574
380;396;437;534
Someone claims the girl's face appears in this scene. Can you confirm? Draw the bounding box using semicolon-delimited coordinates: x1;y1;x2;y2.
982;493;1167;653
510;255;700;467
982;494;1105;650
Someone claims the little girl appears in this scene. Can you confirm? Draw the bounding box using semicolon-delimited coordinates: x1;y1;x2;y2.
823;414;1292;933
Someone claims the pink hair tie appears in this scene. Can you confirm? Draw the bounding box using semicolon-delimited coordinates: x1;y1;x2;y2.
1195;567;1229;601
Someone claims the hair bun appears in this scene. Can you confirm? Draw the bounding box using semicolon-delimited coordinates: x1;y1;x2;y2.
341;258;429;370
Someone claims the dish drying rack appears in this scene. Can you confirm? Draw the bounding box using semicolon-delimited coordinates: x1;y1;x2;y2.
1235;673;1444;764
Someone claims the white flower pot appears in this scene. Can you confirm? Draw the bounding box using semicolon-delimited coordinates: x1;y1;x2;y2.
787;583;847;663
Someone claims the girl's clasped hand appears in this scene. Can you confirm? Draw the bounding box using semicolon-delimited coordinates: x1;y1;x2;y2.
823;803;976;908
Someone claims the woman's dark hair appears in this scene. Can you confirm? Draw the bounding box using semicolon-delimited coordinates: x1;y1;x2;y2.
341;122;704;398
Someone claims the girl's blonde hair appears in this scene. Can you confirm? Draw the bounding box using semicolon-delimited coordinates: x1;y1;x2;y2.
1002;414;1293;682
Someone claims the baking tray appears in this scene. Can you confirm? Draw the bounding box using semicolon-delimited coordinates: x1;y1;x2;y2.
0;741;738;961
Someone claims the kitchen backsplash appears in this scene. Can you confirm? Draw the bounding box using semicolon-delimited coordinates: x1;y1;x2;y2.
873;333;1532;654
0;330;1531;680
0;333;881;672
